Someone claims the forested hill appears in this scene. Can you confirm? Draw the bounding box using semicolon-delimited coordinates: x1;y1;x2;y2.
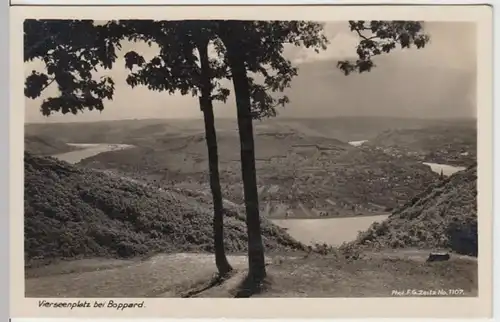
24;152;305;267
348;164;478;256
24;135;76;156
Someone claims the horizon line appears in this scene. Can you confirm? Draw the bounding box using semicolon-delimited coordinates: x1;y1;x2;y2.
24;115;477;126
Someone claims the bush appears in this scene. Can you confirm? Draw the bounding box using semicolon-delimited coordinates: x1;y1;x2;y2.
24;152;306;267
345;164;478;256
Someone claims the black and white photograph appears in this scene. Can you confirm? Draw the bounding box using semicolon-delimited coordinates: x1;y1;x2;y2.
17;5;490;311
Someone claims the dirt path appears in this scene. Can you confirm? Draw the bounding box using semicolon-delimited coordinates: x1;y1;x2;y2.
25;258;138;279
192;253;477;298
27;254;230;297
364;248;477;263
26;251;477;298
25;253;277;298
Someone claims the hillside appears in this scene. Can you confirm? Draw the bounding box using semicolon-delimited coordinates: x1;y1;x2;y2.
346;164;477;256
26;118;473;220
24;134;77;156
25;117;471;144
368;124;477;166
78;130;439;218
24;152;305;268
23;153;479;300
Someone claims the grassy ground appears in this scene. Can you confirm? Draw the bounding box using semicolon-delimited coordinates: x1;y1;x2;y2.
25;253;275;297
248;255;477;298
25;251;477;298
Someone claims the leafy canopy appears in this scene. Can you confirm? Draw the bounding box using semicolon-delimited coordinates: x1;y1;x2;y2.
337;20;430;75
121;20;329;120
24;19;428;117
24;19;123;116
121;20;231;105
216;20;329;119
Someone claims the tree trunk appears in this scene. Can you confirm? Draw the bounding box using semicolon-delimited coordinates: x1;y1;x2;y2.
198;42;233;276
224;38;267;283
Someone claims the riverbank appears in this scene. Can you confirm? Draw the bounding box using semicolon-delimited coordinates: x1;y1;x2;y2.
48;142;468;251
423;162;467;176
272;214;390;247
53;143;135;164
345;163;478;256
25;135;84;156
268;211;390;220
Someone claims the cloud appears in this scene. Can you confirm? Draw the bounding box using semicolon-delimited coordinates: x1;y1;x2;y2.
24;21;476;123
284;22;360;65
286;21;476;72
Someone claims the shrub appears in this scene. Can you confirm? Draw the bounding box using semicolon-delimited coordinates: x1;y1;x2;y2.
24;152;306;267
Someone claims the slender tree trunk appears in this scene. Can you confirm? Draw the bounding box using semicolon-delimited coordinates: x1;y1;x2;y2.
224;38;267;283
198;42;232;276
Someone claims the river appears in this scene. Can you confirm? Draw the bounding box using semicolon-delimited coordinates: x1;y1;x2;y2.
348;140;368;147
270;159;467;247
51;142;464;247
346;139;466;177
272;214;390;247
422;162;467;176
53;143;135;164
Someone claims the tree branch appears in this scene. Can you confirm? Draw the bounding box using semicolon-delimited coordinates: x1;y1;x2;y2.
40;78;56;92
24;34;56;60
354;28;377;41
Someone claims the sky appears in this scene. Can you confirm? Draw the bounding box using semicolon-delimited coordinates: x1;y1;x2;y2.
24;21;477;123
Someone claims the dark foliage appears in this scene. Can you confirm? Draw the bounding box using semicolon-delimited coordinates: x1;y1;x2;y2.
346;164;478;256
24;153;305;267
121;20;230;103
120;20;328;120
24;19;429;117
24;134;77;156
338;20;430;75
24;19;125;116
216;20;328;119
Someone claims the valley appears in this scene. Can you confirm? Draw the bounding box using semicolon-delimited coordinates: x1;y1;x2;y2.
25;117;476;240
20;17;483;303
23;116;479;298
35;117;474;220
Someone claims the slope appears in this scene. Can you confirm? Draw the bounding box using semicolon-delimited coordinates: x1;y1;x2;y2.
368;124;477;166
24;152;305;268
24;134;78;156
78;130;438;217
346;164;477;256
